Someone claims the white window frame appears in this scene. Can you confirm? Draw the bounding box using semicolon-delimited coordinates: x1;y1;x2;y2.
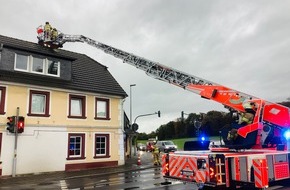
14;53;60;77
71;98;83;116
96;136;106;156
97;101;107;118
68;94;87;119
31;57;45;74
31;93;46;114
69;135;82;157
46;59;60;77
95;98;110;120
14;54;29;72
67;133;86;160
94;133;110;159
28;90;50;117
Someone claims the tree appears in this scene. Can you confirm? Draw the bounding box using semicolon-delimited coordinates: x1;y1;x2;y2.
166;121;175;139
174;121;184;138
137;132;148;140
202;111;227;136
156;124;167;140
147;131;157;139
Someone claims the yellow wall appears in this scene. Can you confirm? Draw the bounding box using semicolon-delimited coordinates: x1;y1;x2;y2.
1;83;124;164
1;84;122;128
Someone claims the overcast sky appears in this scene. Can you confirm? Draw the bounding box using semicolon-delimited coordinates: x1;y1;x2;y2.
1;0;290;133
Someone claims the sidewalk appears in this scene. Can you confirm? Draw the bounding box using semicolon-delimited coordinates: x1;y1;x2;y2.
0;151;157;186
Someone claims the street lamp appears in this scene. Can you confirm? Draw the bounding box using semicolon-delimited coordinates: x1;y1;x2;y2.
130;84;136;127
129;84;136;158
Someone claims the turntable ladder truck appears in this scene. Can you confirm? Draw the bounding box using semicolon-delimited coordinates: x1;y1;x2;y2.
37;26;290;189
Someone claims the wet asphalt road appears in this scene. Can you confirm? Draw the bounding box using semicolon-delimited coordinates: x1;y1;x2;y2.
0;151;289;189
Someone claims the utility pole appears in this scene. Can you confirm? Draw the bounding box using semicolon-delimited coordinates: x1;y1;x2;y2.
129;84;136;158
12;107;19;177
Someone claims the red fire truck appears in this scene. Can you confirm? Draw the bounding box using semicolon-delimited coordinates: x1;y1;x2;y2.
37;24;290;189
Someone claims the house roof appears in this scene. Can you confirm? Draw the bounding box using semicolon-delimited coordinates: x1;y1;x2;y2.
0;35;127;98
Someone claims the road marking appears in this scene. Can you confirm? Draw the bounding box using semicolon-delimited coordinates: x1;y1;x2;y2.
60;180;68;190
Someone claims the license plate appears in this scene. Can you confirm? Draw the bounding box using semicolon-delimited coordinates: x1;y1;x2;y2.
181;170;194;176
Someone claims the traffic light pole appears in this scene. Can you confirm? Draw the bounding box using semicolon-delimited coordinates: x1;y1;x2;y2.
133;111;161;123
133;111;161;156
12;107;19;177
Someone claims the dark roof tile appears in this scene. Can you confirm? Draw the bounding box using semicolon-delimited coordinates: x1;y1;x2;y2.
0;35;127;97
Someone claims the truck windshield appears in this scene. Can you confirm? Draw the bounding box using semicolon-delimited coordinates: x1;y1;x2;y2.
164;141;174;145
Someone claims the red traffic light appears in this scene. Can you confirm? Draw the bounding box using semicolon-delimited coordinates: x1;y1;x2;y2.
17;116;25;133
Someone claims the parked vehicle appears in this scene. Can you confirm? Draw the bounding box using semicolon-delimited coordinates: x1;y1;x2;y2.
136;143;146;151
155;141;177;153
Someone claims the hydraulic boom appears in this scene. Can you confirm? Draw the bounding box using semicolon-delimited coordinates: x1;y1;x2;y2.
37;25;290;150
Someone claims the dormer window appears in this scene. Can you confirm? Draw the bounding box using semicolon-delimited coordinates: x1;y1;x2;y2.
14;53;60;77
47;60;59;76
15;54;29;71
32;57;44;73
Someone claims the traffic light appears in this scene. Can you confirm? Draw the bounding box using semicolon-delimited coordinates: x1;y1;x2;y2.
181;111;184;120
132;123;139;132
157;111;161;117
6;116;16;133
17;116;25;133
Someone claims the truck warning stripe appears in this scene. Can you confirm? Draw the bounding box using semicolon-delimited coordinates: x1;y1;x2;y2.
161;154;167;175
168;156;207;182
253;159;268;188
234;157;240;181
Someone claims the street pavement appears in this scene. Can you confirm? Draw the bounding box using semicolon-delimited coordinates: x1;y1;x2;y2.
1;151;290;190
0;151;156;189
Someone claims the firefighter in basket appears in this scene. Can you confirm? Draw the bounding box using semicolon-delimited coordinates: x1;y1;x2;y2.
152;142;161;166
51;28;58;41
44;22;52;41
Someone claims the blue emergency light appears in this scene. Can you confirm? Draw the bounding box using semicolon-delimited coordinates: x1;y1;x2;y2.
284;130;290;140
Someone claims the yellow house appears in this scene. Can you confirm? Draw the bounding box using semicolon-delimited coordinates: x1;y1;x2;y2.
0;35;127;175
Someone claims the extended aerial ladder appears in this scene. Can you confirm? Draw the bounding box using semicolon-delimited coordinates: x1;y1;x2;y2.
37;26;290;150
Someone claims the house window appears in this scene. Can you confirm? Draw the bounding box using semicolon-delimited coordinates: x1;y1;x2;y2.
47;60;59;76
67;133;85;160
15;54;29;71
14;53;60;77
95;98;110;120
94;134;110;158
32;57;44;74
28;90;50;117
0;86;6;115
68;94;86;119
